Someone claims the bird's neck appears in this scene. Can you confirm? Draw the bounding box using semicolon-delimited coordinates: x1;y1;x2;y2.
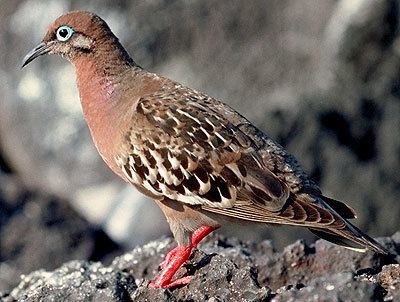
72;49;139;173
73;52;132;122
71;45;166;176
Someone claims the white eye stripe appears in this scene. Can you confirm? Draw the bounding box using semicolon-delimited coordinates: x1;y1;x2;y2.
56;25;74;42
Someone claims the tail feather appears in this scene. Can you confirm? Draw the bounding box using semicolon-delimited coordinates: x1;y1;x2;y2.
309;221;388;254
309;228;367;252
322;196;357;219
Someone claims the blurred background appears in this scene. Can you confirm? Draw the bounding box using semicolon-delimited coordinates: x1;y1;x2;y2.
1;0;399;294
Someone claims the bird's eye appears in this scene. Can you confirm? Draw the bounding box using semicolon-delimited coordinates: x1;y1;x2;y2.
56;25;74;42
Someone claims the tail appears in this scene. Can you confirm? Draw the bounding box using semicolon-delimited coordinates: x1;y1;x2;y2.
309;197;388;254
308;225;388;254
202;192;389;254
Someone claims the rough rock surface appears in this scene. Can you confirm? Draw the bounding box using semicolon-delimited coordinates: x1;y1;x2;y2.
0;173;121;294
2;233;399;302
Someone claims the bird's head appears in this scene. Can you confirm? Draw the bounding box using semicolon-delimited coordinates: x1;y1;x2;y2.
22;11;131;67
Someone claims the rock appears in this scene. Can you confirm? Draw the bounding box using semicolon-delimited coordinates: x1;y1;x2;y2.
0;173;121;294
376;264;400;301
2;233;399;301
2;262;137;302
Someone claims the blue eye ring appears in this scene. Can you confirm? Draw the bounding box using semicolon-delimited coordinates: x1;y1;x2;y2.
56;25;74;42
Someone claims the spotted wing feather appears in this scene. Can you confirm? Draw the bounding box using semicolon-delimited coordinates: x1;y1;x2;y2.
115;84;289;211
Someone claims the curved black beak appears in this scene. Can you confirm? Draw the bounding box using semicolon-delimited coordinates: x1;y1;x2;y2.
22;42;49;68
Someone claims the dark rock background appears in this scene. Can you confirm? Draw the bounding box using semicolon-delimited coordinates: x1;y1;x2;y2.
1;0;400;300
0;171;121;293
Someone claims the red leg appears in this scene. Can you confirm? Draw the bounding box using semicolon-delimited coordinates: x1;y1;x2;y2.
149;225;218;288
191;225;216;247
159;226;216;274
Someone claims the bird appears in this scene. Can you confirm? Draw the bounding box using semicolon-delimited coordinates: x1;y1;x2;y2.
22;11;388;288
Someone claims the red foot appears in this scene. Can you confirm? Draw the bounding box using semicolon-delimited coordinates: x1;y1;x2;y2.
159;248;179;270
150;246;191;288
149;225;217;289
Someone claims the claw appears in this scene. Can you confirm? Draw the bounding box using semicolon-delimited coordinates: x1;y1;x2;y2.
148;225;218;289
160;248;178;270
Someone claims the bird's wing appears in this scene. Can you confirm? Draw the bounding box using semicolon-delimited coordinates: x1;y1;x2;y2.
115;85;291;211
